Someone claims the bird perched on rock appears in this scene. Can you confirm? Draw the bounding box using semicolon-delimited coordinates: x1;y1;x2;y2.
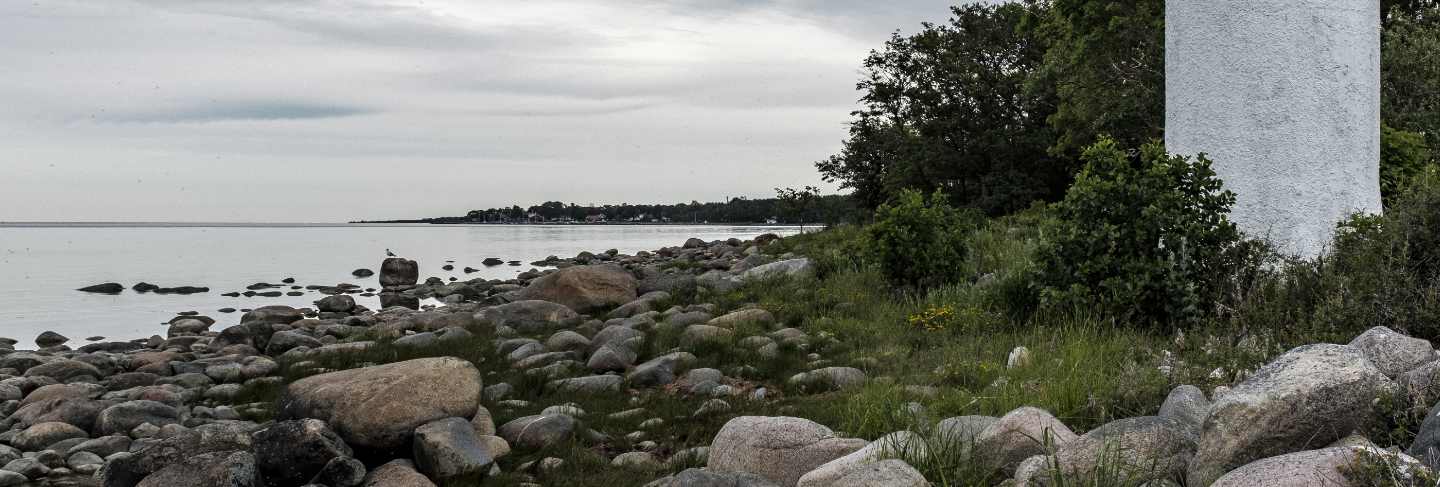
385;249;396;257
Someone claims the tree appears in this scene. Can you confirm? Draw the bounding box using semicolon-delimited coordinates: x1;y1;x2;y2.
775;186;821;230
1032;0;1165;158
817;2;1064;215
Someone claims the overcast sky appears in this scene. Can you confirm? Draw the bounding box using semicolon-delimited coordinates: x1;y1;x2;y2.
0;0;958;222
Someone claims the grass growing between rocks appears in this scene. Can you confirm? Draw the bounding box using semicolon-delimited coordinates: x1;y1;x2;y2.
262;192;1440;486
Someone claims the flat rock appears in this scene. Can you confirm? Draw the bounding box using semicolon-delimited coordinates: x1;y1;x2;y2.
279;357;482;451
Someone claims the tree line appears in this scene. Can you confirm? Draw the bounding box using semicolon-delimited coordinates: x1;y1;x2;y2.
819;0;1440;216
370;194;859;225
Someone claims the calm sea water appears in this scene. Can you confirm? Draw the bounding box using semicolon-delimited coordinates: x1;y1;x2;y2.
0;224;801;347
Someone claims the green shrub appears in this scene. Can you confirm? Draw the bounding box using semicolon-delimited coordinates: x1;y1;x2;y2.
866;189;982;289
1381;125;1433;208
1035;138;1258;327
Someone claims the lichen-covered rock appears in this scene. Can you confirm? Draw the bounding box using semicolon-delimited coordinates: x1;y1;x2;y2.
279;357;482;451
1187;344;1392;486
708;416;867;486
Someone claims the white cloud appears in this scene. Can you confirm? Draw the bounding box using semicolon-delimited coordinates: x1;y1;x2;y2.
0;0;955;222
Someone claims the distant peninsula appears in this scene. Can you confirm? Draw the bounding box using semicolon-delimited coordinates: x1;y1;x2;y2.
354;196;856;225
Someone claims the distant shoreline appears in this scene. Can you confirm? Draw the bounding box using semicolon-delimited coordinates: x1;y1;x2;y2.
1;221;811;228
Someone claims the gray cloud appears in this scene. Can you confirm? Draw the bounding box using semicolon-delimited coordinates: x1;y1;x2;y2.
105;100;374;124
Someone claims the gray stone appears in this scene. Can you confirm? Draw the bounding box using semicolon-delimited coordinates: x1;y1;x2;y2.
935;415;998;446
136;450;260;487
1037;416;1196;486
1349;326;1434;378
498;414;577;450
476;300;580;334
517;264;638;313
315;295;356;313
737;259;813;282
708;309;776;329
547;375;622;394
1187;344;1393;486
798;431;926;487
24;359;102;382
1211;446;1426;487
313;457;366;487
1158;384;1210;436
611;451;660;469
13;422;87;451
643;468;779;487
829;459;928;487
97;400;180;436
412;417;493;481
362;459;435;487
279;357;482;451
252;419;352;487
708;416;867;487
976;407;1078;476
379;258;419;287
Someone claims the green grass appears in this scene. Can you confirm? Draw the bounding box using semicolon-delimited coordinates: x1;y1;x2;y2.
254;200;1440;486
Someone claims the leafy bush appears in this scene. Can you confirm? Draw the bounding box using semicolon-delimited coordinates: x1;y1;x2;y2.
1035;138;1258;327
866;189;982;289
1381;125;1433;207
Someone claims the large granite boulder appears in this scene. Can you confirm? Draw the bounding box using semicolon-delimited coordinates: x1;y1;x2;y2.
827;459;928;487
517;265;638;313
708;416;867;486
279;357;482;451
1187;344;1393;486
96;401;181;436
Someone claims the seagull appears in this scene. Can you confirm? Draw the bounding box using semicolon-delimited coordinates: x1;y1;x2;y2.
385;249;396;257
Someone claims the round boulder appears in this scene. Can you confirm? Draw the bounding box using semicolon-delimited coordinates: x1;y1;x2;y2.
279;357;482;451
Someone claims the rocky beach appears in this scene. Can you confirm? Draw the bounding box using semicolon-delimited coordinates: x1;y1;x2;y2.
0;232;1431;486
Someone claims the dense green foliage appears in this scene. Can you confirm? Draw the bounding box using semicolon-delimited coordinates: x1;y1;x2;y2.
1034;0;1165;157
866;190;981;289
816;2;1063;214
1383;4;1440;155
1035;139;1254;327
1382;125;1434;206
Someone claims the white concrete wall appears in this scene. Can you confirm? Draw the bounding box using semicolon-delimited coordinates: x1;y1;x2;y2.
1166;0;1381;258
